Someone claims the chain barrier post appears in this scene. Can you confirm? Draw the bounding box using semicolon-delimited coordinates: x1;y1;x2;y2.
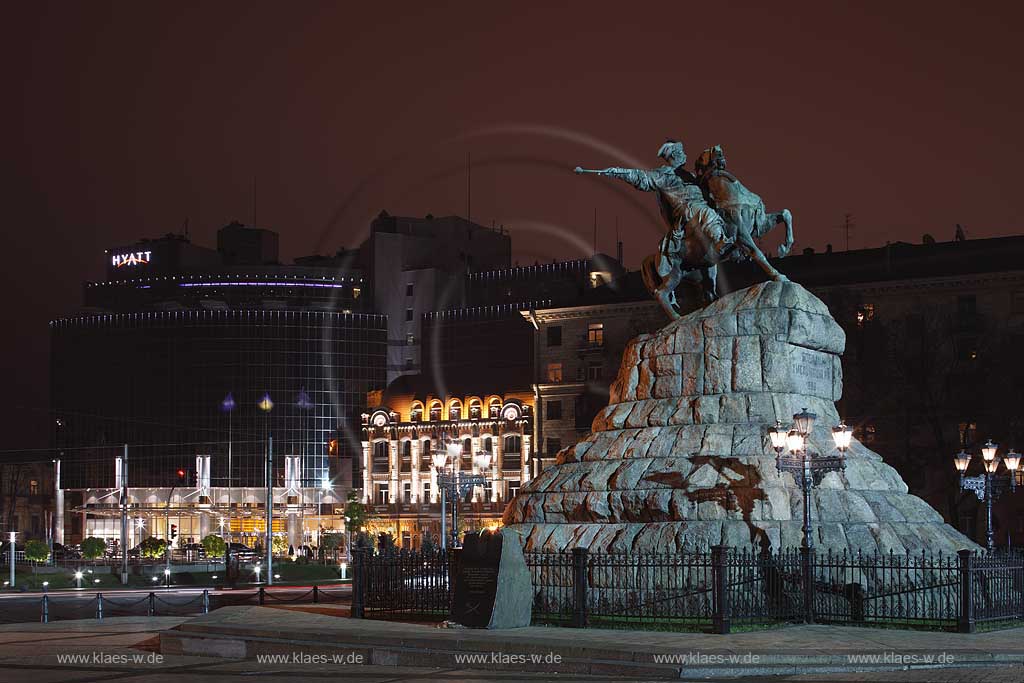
41;593;49;623
258;586;265;605
202;589;209;614
96;593;103;620
148;591;155;616
313;585;319;603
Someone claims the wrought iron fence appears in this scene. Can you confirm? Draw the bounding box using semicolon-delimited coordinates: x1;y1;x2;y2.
351;547;450;620
526;546;1024;633
351;544;1023;633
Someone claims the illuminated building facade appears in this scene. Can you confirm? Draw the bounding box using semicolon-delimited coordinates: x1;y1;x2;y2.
360;388;534;548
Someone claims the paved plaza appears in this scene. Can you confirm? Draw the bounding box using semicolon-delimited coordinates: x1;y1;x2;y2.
1;612;1020;682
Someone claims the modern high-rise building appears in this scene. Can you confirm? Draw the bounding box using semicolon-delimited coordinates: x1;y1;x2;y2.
51;224;386;551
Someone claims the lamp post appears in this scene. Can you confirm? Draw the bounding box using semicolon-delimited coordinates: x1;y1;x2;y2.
954;439;1020;551
433;438;490;550
258;393;274;586
769;411;851;550
8;532;15;589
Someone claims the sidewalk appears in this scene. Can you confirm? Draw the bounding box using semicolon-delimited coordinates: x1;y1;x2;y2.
162;606;1024;679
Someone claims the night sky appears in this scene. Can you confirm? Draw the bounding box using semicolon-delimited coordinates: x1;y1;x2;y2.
3;2;1022;454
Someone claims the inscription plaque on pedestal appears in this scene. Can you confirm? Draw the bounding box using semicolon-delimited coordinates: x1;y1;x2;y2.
450;528;532;629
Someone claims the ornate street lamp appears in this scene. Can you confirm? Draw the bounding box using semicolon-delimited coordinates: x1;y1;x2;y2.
433;437;488;550
771;410;848;551
955;439;1020;551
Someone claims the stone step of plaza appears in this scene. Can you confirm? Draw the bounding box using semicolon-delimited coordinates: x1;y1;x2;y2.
160;606;1024;679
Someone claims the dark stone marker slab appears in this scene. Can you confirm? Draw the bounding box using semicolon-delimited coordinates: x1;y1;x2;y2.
451;528;531;629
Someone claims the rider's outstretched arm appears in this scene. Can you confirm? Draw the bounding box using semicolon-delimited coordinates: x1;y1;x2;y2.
597;167;657;192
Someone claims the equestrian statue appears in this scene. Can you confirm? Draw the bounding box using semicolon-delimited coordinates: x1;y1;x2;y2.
575;139;793;319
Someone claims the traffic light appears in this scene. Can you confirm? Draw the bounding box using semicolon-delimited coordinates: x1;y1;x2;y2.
170;524;178;540
176;468;186;482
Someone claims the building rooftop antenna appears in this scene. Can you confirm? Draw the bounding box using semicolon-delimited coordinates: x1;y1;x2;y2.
840;213;854;251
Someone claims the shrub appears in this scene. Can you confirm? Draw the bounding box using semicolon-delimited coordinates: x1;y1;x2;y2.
272;535;288;556
24;539;50;563
139;536;167;559
80;537;106;560
201;534;226;558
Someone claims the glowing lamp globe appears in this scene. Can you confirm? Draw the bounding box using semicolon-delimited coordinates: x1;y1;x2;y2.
953;450;972;474
831;423;853;452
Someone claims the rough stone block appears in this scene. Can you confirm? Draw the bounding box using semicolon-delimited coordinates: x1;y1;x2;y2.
692;395;719;424
761;338;835;400
788;309;846;354
719;394;747;422
732;336;763;392
682;352;704;395
654;353;682;377
704;336;733;394
652;374;682;398
673;322;704;353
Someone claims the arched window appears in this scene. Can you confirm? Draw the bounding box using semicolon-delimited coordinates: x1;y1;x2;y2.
372;441;389;474
483;436;493;453
469;399;482;419
449;400;462;421
429;401;442;421
488;398;501;418
410;402;423;422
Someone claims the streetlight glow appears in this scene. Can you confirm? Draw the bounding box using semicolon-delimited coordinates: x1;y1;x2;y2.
769;421;788;453
785;430;804;455
831;423;853;452
953;450;972;474
981;439;999;462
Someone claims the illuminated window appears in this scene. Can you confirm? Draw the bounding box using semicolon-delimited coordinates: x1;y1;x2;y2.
489;398;501;418
856;304;874;327
377;484;389;505
588;323;604;346
410;404;423;421
546;363;563;383
469;399;482;419
352;287;361;299
429;402;442;421
449;400;462;420
406;333;415;345
328;439;339;456
403;482;412;503
958;422;977;447
29;480;39;495
547;326;562;347
508;480;521;498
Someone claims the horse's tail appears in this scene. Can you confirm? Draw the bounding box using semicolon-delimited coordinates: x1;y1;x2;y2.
641;254;661;297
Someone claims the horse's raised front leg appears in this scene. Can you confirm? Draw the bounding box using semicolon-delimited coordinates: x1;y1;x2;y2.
738;227;789;282
774;209;794;257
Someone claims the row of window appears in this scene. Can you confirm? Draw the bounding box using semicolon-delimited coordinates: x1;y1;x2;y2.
544;362;603;383
409;398;506;422
546;323;604;347
374;479;521;505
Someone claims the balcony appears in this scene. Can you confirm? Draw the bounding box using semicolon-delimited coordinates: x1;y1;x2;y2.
576;334;605;354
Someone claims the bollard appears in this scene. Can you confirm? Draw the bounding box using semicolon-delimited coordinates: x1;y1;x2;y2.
41;594;49;624
800;546;815;624
711;545;731;634
571;547;588;628
313;585;319;603
148;591;155;617
96;593;103;620
202;589;209;614
258;586;265;605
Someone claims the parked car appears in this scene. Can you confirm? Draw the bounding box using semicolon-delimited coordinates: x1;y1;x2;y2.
227;542;258;563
